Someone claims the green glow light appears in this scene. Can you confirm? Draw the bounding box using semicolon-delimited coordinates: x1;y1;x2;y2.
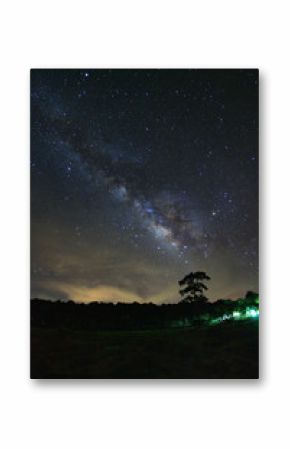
233;311;241;318
210;317;223;325
246;308;259;318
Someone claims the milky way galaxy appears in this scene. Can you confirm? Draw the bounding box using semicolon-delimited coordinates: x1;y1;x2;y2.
31;69;258;303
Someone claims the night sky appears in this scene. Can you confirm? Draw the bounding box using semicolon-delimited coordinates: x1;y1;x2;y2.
31;69;258;303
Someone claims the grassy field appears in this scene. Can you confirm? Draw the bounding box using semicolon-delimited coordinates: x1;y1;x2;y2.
31;320;259;379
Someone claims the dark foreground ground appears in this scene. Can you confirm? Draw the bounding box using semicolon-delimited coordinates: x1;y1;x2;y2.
31;320;259;379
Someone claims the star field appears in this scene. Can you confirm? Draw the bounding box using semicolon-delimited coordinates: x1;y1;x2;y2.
31;69;258;303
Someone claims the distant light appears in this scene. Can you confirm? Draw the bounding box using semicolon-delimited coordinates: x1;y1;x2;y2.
233;311;241;318
246;308;259;318
210;317;223;325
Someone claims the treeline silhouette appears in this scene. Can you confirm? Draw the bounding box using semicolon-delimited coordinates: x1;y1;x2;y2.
31;291;258;331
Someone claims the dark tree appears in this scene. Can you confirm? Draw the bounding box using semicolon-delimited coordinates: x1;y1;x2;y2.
178;271;211;303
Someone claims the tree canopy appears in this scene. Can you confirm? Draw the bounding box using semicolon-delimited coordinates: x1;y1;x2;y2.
179;271;211;303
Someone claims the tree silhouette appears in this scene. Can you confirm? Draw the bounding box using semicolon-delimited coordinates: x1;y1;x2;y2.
178;271;211;303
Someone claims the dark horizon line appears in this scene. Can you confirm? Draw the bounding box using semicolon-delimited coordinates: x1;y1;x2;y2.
30;291;259;306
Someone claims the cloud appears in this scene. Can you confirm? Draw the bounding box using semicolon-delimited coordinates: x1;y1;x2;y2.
31;221;178;303
41;281;142;303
